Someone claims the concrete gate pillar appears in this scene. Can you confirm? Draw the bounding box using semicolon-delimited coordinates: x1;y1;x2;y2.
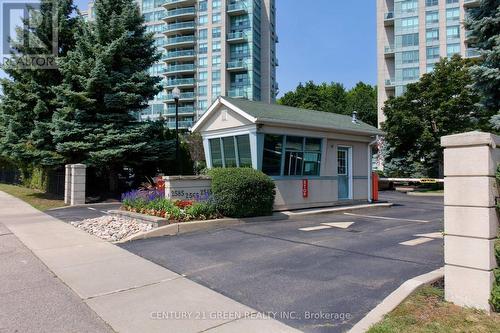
64;164;71;205
441;131;499;311
69;164;86;206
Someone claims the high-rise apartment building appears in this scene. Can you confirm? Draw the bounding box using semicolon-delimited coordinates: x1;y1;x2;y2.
376;0;480;126
86;1;278;130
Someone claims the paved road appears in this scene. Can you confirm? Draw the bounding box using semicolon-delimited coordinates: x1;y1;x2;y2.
121;192;444;333
46;203;121;222
0;222;113;333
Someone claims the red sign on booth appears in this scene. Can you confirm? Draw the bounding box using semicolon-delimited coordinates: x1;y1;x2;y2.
302;179;308;198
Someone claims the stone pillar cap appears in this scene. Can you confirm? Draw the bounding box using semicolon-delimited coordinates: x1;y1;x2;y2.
71;163;87;169
441;131;500;148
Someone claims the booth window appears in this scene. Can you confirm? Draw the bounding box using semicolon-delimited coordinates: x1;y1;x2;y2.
262;135;321;177
209;135;252;168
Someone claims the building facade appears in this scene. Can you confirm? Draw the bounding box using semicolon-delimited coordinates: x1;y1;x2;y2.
376;0;480;126
140;0;278;128
84;0;278;130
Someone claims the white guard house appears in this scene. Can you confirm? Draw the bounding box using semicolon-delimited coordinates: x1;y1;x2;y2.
191;97;384;211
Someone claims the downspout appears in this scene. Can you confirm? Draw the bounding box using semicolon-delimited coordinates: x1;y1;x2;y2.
367;136;379;203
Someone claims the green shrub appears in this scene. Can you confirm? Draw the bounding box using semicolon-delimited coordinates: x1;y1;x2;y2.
209;168;275;218
185;202;218;220
493;164;500;311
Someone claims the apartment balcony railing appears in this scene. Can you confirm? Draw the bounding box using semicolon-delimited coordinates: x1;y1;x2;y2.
385;79;396;88
227;1;249;15
384;46;395;57
166;78;196;87
165;7;196;20
228;88;249;98
227;31;248;42
166;106;195;114
166;64;196;73
464;0;480;8
164;0;196;8
165;49;196;60
165;35;195;47
166;92;196;100
466;48;480;58
166;120;194;129
166;21;196;33
227;60;249;71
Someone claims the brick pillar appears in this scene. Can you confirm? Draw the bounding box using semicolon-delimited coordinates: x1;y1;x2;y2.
64;164;71;205
70;164;86;206
441;131;499;311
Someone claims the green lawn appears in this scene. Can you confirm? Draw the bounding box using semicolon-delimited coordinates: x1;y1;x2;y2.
368;284;500;333
0;183;66;211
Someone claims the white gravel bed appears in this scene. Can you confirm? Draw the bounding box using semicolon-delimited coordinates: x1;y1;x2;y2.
70;216;153;242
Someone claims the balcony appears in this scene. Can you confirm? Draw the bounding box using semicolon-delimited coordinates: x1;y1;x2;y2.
384;45;395;57
227;1;249;15
166;106;195;115
227;31;248;43
384;11;394;26
166;120;194;129
166;64;196;74
227;60;249;71
166;92;196;101
164;7;196;22
165;21;196;35
466;48;480;58
166;78;196;88
465;30;477;43
385;79;396;89
464;0;480;8
228;88;249;99
165;35;195;48
163;0;196;9
165;49;196;61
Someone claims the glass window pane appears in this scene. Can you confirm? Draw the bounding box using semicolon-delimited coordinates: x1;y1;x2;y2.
338;151;347;175
285;136;303;151
262;134;283;176
222;137;237;167
210;139;222;168
305;138;322;152
236;135;252;167
303;153;320;176
284;152;304;176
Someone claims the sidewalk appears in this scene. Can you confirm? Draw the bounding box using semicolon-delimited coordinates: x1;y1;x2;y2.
0;191;301;333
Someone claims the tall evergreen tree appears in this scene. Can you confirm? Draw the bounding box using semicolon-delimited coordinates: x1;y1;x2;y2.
0;0;79;171
345;82;378;126
52;0;174;192
382;56;487;178
465;0;500;131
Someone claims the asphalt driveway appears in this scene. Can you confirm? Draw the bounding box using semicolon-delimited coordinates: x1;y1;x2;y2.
46;203;121;222
121;191;443;333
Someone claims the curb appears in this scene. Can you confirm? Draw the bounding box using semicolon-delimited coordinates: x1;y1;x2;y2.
407;192;444;197
282;202;393;216
348;267;444;333
113;213;290;244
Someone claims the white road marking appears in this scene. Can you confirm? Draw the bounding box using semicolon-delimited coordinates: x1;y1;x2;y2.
99;211;110;215
399;237;434;246
321;222;354;229
299;226;332;232
415;232;443;239
343;212;430;223
87;207;97;211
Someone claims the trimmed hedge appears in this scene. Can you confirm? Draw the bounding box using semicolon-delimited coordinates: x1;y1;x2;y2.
491;164;500;312
209;168;275;218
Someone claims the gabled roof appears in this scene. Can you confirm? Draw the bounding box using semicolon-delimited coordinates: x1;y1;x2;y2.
192;97;384;136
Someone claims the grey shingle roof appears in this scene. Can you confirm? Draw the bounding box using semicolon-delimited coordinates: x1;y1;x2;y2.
222;97;384;136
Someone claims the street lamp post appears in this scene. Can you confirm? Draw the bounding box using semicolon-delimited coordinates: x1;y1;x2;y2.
172;87;181;175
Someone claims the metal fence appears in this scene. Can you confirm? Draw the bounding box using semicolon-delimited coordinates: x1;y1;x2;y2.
0;168;65;197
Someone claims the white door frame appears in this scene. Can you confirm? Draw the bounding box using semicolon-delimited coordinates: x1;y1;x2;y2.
337;145;353;200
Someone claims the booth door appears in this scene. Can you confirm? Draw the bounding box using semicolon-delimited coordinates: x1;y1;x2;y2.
337;147;351;200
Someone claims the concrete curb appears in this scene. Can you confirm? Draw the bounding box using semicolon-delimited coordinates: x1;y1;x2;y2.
282;202;393;216
348;267;444;333
407;192;444;197
109;210;169;228
115;213;291;244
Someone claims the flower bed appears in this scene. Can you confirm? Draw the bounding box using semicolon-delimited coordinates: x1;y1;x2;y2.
121;189;221;222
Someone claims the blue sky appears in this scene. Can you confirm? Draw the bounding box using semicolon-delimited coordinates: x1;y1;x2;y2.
2;0;377;96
